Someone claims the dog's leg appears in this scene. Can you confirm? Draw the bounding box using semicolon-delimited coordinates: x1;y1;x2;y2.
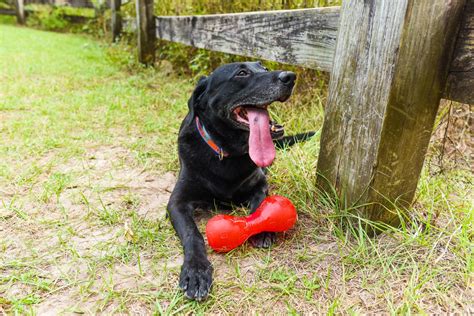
167;199;213;301
247;190;277;248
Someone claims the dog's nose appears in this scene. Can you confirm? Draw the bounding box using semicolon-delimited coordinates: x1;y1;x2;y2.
278;71;296;85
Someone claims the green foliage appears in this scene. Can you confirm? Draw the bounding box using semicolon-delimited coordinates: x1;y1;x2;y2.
0;15;15;25
26;5;70;31
154;0;342;15
0;0;10;10
105;40;142;71
24;4;97;33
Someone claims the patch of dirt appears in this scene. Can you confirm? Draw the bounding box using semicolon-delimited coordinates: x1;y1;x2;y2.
429;101;472;173
35;145;176;222
0;145;178;314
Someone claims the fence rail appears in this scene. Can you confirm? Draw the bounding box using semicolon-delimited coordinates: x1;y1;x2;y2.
1;0;105;25
156;8;339;72
23;0;96;8
0;9;16;15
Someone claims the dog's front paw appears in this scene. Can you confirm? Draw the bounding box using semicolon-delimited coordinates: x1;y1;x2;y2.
249;232;276;248
179;257;213;301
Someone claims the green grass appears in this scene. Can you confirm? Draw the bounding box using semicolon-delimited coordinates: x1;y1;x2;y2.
0;24;472;314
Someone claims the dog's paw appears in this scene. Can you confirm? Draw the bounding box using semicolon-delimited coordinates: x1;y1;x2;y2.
179;258;213;301
249;232;276;248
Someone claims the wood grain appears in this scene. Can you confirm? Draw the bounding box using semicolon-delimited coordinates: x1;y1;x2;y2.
316;0;466;225
156;8;340;72
444;0;474;104
111;0;122;42
14;0;25;24
0;9;16;15
135;0;155;64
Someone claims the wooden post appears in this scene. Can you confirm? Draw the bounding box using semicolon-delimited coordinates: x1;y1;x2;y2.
135;0;156;65
316;0;467;226
111;0;122;42
444;0;474;104
14;0;25;24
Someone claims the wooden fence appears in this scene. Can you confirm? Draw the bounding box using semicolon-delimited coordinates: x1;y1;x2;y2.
2;0;128;41
4;0;474;226
2;0;102;25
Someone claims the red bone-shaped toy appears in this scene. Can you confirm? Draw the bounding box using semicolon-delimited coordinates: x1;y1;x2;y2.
206;195;297;252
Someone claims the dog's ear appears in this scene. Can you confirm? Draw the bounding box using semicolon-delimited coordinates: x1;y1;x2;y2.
187;76;208;116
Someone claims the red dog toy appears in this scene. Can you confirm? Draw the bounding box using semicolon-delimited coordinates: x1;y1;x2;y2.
205;195;297;252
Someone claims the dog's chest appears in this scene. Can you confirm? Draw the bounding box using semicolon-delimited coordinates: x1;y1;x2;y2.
204;164;265;201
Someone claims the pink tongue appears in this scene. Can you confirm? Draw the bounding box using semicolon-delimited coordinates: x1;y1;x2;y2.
247;108;275;167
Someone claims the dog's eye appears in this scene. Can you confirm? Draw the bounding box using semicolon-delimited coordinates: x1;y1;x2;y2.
236;70;249;77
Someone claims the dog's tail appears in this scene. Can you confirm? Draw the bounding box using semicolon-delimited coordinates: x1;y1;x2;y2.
274;132;316;149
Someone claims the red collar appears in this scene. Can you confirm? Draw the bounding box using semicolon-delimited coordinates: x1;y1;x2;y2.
195;116;229;160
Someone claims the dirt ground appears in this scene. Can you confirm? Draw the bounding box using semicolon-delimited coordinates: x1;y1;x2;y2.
1;146;175;313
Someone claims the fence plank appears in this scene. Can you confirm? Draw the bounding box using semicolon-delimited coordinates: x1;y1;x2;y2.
444;0;474;104
316;0;466;226
111;0;122;42
136;0;155;64
14;0;25;24
156;8;340;72
0;9;16;15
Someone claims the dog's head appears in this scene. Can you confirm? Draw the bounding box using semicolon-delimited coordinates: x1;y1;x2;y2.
188;61;296;167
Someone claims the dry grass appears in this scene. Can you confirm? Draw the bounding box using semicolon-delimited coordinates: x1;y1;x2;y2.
0;24;472;314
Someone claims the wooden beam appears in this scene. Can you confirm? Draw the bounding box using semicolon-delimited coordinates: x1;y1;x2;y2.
63;13;93;23
136;0;155;65
316;0;466;226
14;0;25;24
111;0;122;42
444;0;474;104
0;9;16;16
156;8;340;72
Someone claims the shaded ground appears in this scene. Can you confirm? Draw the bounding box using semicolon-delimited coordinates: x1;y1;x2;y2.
0;24;472;314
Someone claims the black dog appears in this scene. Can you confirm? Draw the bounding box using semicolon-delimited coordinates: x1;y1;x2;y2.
167;61;311;301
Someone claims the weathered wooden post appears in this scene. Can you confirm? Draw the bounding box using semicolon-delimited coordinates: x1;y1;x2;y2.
444;1;474;105
316;0;467;226
111;0;122;42
135;0;156;65
14;0;25;24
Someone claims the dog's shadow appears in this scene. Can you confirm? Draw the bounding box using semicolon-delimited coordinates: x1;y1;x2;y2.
194;202;250;224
